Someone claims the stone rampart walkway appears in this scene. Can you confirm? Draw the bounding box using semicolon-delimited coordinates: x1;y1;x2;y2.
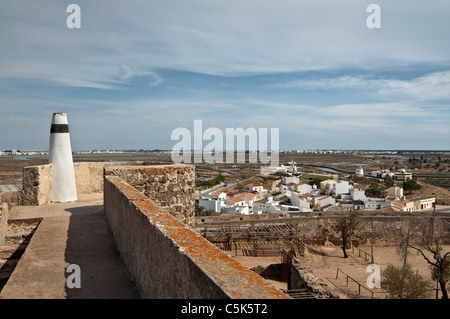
0;193;139;299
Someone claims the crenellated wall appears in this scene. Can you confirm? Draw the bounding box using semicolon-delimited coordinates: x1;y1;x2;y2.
103;170;290;299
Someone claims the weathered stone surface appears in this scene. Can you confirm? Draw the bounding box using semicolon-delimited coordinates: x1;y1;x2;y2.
103;175;290;299
19;162;135;206
196;214;450;245
20;164;51;206
0;190;19;209
290;258;338;299
105;164;196;228
0;203;9;247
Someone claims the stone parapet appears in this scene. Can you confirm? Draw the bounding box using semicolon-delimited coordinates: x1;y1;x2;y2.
19;162;132;206
104;173;290;299
0;203;9;247
20;164;52;206
105;164;196;228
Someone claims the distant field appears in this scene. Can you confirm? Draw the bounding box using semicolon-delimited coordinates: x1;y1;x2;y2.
1;153;449;198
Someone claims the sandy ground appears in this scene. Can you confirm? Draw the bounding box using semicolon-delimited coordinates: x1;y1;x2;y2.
230;244;449;299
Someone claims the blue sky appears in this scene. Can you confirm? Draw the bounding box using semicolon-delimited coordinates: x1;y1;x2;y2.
1;0;450;151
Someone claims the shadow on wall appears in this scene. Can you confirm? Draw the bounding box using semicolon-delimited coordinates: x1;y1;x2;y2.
63;205;139;299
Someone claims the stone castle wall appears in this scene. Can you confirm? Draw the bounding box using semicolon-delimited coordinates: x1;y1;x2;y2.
196;214;450;246
20;164;52;206
0;203;9;248
104;165;196;228
103;172;290;299
20;162;131;206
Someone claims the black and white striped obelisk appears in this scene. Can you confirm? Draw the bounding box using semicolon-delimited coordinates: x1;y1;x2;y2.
49;112;77;202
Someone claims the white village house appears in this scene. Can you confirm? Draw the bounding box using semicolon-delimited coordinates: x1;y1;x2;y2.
244;183;264;193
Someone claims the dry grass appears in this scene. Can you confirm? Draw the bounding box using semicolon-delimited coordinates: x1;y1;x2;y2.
227;244;450;299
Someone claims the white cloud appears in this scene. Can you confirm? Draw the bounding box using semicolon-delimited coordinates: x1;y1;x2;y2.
148;72;163;87
1;0;450;88
270;71;450;101
379;71;450;100
119;65;134;80
1;1;450;150
269;75;373;90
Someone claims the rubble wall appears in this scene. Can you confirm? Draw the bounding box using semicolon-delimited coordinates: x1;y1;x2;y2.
104;165;196;228
20;164;51;206
0;203;9;247
103;173;290;299
196;214;450;246
290;258;338;299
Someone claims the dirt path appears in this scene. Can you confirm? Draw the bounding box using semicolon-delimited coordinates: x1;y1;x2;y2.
229;244;449;299
302;244;449;299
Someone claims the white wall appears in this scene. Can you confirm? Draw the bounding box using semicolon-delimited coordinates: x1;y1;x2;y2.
334;181;350;196
297;183;312;194
199;199;223;213
351;189;366;201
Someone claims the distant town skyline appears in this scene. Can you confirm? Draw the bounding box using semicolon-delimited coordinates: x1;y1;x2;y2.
1;1;450;151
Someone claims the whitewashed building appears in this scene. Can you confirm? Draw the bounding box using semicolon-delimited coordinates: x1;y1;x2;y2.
364;200;380;210
224;196;246;206
295;183;313;194
290;192;313;212
387;186;403;198
199;198;224;213
282;176;300;185
355;166;364;177
244;183;264;193
413;197;435;211
350;188;367;201
221;205;250;215
328;181;351;197
313;195;336;209
208;191;227;200
235;192;258;207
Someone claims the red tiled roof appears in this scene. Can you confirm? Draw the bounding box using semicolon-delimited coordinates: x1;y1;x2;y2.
227;197;245;203
236;192;257;200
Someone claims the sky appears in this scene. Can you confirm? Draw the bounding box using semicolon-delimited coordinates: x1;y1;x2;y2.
1;0;450;151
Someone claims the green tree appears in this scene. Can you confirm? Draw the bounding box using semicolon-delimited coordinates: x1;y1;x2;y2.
333;211;360;258
195;205;205;216
384;175;395;188
309;176;325;188
206;174;225;188
368;181;380;197
381;264;432;299
402;180;421;194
